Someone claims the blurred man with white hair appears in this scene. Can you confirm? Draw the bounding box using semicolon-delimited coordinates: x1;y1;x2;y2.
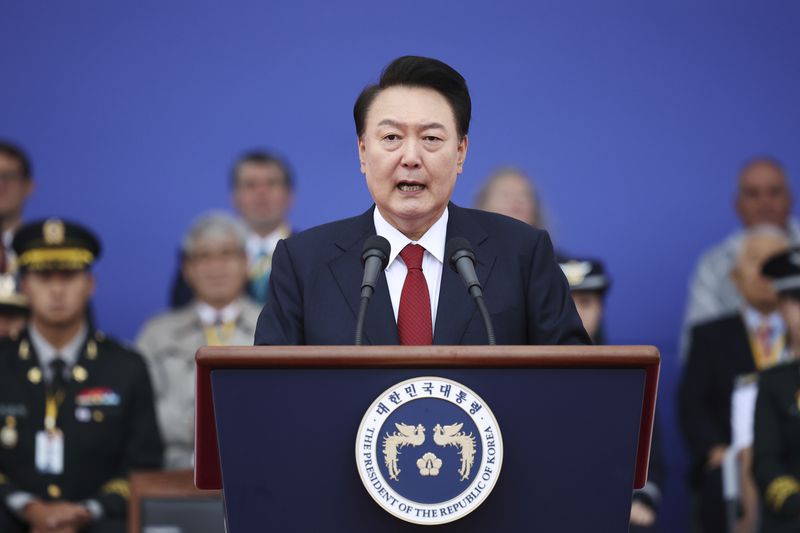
679;225;791;533
681;157;799;359
137;211;261;469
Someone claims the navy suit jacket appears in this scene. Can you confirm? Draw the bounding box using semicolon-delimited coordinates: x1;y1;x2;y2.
254;203;590;346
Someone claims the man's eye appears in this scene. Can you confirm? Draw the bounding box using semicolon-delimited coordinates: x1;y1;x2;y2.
423;136;442;142
383;134;400;141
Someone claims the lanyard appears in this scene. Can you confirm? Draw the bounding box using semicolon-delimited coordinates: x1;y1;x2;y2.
44;389;65;432
749;334;787;370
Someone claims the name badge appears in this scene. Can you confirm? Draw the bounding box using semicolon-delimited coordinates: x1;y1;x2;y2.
35;430;64;475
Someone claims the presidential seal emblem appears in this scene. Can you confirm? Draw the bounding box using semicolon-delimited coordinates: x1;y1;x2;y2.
355;377;503;525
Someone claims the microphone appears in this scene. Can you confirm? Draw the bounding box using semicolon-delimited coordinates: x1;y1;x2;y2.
446;237;496;345
355;235;391;345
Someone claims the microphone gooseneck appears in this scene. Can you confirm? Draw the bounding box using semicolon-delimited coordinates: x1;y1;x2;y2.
355;235;391;345
446;237;496;345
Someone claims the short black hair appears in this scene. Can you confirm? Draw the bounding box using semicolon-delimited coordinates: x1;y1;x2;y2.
0;140;32;180
230;150;294;190
353;56;471;140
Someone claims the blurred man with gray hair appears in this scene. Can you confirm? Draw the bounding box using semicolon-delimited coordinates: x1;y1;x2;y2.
136;211;261;469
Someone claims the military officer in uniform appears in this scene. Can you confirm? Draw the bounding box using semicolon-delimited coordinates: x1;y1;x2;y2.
754;247;800;532
0;219;162;533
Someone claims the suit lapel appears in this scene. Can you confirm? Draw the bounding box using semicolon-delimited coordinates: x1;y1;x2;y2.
433;204;497;345
328;207;398;345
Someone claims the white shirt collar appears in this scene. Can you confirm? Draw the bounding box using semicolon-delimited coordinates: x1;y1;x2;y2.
29;322;89;371
372;207;448;267
196;300;242;327
742;306;785;336
246;225;290;259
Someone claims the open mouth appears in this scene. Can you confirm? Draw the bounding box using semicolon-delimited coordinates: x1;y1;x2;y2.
397;181;425;192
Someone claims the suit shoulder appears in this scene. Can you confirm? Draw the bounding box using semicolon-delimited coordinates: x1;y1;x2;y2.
137;306;195;339
283;212;368;249
96;334;149;370
690;312;743;337
759;360;800;387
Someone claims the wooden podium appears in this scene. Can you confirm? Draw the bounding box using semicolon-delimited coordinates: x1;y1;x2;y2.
195;345;659;532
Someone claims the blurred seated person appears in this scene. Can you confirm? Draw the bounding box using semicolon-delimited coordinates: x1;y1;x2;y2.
0;141;36;273
559;256;663;531
679;225;790;532
170;151;294;307
474;166;544;228
137;212;261;469
681;157;799;359
0;219;162;533
0;274;27;338
751;247;800;533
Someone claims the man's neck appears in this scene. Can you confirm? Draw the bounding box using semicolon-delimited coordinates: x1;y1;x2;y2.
31;318;87;350
250;221;283;239
378;207;445;242
200;296;239;311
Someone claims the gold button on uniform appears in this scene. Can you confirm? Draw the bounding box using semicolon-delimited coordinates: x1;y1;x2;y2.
72;365;88;382
93;410;104;422
47;484;61;498
27;367;41;384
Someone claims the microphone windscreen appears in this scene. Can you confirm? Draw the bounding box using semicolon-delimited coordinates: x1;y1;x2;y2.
361;235;391;269
445;237;474;271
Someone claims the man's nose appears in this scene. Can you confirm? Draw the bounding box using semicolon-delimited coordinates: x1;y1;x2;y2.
400;140;422;169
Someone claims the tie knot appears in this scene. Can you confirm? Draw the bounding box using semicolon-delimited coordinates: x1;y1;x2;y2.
400;244;425;270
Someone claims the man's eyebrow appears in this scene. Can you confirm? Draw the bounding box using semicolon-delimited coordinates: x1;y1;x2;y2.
376;119;447;131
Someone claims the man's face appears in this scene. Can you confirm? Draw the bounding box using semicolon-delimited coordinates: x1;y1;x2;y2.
22;271;94;328
732;234;788;311
0;154;33;220
481;173;539;227
232;162;292;234
570;291;604;341
183;235;248;308
736;162;792;228
0;313;26;338
358;86;468;239
778;297;800;350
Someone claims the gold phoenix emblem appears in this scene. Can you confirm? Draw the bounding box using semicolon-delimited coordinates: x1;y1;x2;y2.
417;452;442;476
383;423;425;481
43;219;66;245
383;422;477;481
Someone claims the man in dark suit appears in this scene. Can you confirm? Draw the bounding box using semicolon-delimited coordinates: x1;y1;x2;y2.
0;219;162;533
679;226;790;532
255;56;588;346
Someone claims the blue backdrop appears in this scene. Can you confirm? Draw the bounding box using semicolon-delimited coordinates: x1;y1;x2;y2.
2;2;800;530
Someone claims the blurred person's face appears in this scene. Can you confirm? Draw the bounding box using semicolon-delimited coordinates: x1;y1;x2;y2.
732;234;788;312
183;235;248;309
571;291;603;341
736;162;792;228
778;297;800;353
22;271;94;329
0;313;26;338
480;173;539;227
232;162;293;235
0;153;33;221
358;86;468;240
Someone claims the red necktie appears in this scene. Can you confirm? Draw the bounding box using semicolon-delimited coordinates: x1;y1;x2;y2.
397;244;432;345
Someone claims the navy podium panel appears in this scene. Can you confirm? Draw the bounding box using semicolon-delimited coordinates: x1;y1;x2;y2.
211;368;645;532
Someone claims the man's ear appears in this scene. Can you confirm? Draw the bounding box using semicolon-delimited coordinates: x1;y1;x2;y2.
457;135;469;175
358;136;367;175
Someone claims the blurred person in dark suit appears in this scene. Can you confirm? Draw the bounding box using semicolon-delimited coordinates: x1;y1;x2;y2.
753;246;800;533
559;256;664;532
0;219;162;533
170;151;294;307
681;158;798;360
0;141;35;274
255;56;588;346
679;226;790;533
138;212;261;469
474;166;544;228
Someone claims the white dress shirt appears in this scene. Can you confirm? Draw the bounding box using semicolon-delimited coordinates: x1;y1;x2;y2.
30;323;89;382
195;300;242;326
373;207;448;333
245;225;289;265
